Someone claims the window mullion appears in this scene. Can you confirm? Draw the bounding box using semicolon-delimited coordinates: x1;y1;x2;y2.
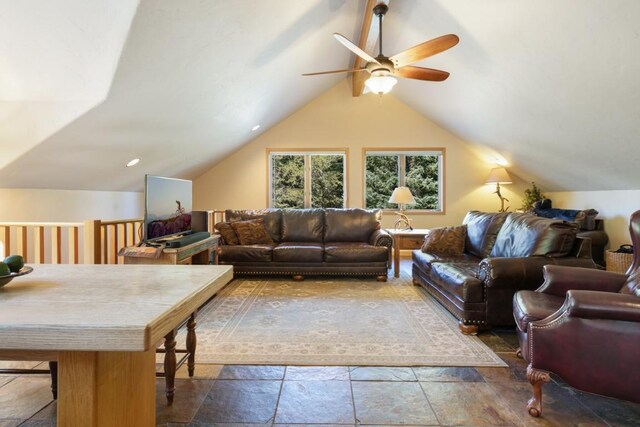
399;154;406;186
305;155;311;208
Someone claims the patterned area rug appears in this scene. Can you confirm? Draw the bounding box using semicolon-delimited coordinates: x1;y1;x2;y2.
186;273;506;367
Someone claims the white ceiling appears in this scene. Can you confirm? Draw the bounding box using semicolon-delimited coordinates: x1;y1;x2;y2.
0;0;639;192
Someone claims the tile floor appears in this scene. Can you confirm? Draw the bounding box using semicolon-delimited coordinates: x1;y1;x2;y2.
2;261;640;426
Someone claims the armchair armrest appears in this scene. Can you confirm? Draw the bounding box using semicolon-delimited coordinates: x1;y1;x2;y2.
478;256;596;290
537;265;627;297
370;229;392;249
565;290;640;322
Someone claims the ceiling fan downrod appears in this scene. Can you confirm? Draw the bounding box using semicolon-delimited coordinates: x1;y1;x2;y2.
373;3;388;58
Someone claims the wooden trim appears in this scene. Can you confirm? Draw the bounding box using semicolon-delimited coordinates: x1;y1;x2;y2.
34;226;45;263
361;147;446;213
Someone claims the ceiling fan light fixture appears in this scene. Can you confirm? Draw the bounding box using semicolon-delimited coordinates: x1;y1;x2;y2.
365;75;397;95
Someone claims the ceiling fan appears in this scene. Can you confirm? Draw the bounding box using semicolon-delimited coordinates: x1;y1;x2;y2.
303;3;459;95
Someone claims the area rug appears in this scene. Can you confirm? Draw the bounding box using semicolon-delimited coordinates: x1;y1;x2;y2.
185;273;506;367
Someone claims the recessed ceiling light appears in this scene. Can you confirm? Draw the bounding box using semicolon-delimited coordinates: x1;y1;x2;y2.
251;124;261;132
126;158;140;167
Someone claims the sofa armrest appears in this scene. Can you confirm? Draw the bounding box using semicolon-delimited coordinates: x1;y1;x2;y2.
370;229;392;249
536;264;627;297
478;256;596;290
565;290;640;322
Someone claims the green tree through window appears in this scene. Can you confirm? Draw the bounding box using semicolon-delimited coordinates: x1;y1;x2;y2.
270;152;346;208
365;150;442;211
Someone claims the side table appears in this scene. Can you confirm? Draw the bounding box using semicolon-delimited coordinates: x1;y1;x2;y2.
385;229;430;278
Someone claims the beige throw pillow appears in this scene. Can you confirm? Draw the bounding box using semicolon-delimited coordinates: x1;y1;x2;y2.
421;225;467;256
230;219;274;245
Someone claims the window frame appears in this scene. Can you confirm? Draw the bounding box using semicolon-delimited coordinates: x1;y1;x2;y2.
362;147;446;214
266;148;349;208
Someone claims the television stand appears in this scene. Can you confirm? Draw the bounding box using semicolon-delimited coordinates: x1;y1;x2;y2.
124;235;219;265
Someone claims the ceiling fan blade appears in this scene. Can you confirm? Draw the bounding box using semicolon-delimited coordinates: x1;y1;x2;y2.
395;66;450;82
333;33;380;64
390;34;459;68
302;68;368;76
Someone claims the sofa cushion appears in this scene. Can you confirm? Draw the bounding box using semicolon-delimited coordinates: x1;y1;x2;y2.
513;290;564;331
281;209;324;242
429;262;484;303
219;244;273;263
421;225;466;256
231;219;274;245
491;213;577;258
215;221;239;245
225;209;282;242
534;208;599;231
273;242;324;262
463;211;509;258
324;242;388;263
324;208;381;242
412;250;481;273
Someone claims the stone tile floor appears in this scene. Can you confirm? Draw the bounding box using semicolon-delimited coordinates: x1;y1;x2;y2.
2;261;640;426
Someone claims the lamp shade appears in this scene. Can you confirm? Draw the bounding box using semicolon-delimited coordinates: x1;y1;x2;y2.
365;75;397;95
389;186;416;205
485;167;512;185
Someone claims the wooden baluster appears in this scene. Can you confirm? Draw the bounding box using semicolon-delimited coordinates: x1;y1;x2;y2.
51;226;62;264
1;226;10;259
102;225;108;264
122;223;129;248
69;226;79;264
109;224;118;265
34;226;45;263
16;226;27;261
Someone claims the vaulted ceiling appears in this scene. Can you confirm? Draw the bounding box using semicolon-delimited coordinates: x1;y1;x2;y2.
1;0;639;192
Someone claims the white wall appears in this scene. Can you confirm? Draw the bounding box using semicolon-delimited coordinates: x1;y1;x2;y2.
194;81;525;229
546;190;640;248
0;188;143;222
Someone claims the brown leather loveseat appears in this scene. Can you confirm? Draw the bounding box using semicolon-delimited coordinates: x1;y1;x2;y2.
216;208;392;280
412;211;596;334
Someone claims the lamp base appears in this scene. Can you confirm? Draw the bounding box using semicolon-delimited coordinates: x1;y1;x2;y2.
394;211;413;231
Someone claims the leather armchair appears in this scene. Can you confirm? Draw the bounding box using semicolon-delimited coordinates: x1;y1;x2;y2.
513;210;640;417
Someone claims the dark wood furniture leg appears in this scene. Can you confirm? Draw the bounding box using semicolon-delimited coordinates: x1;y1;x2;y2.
186;312;197;377
49;361;58;400
527;364;550;417
164;329;177;405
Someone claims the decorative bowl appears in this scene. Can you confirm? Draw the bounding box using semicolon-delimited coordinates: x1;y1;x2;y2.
0;266;33;288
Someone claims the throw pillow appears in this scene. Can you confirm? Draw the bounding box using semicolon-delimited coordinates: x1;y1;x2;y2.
231;219;274;245
215;221;239;245
421;225;467;256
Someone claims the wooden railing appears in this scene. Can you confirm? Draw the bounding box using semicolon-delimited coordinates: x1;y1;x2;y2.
0;219;143;265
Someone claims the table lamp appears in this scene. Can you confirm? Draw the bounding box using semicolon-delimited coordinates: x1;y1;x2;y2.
389;186;416;230
485;167;512;212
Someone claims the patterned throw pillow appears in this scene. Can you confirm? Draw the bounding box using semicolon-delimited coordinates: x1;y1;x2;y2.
215;221;239;245
230;219;274;245
421;225;467;256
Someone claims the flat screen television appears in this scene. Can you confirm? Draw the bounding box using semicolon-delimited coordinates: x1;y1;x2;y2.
144;175;193;243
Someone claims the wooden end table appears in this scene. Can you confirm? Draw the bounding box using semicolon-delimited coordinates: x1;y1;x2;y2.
386;229;430;278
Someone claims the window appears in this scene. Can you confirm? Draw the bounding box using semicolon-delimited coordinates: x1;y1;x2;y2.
364;149;444;211
268;150;347;208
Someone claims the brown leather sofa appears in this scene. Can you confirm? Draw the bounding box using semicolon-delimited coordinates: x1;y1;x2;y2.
513;209;640;417
412;211;596;334
217;208;392;280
